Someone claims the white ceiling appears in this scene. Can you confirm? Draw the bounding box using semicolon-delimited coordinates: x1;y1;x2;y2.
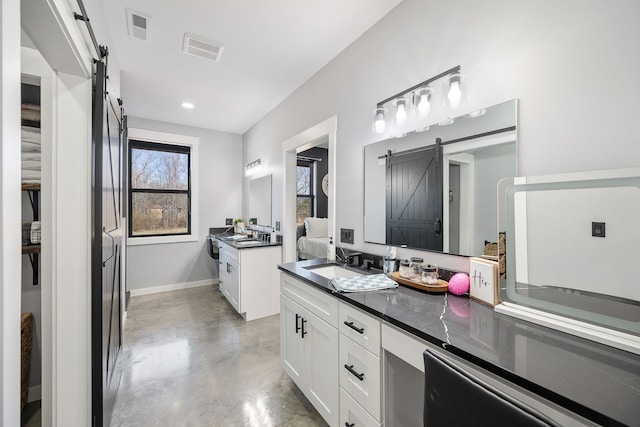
103;0;403;135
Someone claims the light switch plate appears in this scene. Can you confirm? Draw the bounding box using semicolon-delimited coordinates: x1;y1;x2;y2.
340;228;354;244
275;221;280;231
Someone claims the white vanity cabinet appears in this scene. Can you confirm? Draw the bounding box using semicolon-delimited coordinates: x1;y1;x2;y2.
338;302;382;427
217;240;281;321
280;273;339;426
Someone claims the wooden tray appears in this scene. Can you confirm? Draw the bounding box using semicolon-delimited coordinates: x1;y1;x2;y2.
390;272;449;293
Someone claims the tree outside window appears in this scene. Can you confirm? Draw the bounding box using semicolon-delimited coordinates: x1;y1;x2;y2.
129;140;191;237
296;160;314;224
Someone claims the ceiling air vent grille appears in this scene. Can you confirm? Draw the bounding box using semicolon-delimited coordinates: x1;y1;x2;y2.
126;8;151;41
182;33;224;62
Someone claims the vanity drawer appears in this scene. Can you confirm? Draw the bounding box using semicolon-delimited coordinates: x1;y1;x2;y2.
339;334;381;420
280;273;338;327
339;302;381;356
340;387;381;427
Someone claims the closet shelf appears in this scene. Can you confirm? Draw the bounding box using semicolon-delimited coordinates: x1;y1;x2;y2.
21;183;41;191
22;245;41;255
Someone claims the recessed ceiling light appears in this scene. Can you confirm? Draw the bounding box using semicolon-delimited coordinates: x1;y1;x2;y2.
181;102;195;109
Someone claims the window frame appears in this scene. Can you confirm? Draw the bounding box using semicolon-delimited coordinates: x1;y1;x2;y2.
127;128;199;246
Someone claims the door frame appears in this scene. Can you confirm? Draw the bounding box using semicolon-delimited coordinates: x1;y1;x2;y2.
281;116;337;263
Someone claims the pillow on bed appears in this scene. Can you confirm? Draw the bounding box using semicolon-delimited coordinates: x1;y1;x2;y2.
304;217;328;238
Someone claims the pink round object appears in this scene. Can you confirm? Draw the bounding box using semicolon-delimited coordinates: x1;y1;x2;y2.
448;273;470;295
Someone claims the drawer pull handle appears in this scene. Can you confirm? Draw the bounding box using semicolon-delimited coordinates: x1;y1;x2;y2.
345;423;355;427
301;318;308;338
295;313;301;334
343;321;364;334
344;364;364;381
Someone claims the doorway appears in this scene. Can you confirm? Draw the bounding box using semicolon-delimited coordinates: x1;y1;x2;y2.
281;117;337;263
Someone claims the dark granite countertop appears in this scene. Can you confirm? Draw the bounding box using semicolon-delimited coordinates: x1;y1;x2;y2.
278;258;640;427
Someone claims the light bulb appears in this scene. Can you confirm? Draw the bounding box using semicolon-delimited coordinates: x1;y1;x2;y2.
395;103;407;124
417;94;431;116
374;112;386;133
448;81;462;109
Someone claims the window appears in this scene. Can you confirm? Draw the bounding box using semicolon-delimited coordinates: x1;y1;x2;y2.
127;128;199;245
129;140;190;237
296;160;314;224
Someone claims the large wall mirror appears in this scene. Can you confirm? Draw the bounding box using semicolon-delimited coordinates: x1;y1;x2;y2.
363;99;518;256
249;174;272;227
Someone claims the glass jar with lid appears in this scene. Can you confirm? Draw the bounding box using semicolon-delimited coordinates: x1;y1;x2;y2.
399;260;413;279
409;257;424;276
420;264;438;285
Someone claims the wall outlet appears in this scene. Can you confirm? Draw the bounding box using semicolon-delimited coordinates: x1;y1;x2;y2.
275;221;280;231
340;228;354;244
225;218;233;226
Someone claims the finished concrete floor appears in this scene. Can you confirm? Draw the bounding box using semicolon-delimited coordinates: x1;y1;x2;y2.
111;286;326;427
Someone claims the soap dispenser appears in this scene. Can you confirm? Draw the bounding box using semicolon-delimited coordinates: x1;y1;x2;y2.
270;228;277;243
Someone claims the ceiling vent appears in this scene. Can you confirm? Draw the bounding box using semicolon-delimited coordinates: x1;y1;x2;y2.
126;8;151;41
182;33;224;62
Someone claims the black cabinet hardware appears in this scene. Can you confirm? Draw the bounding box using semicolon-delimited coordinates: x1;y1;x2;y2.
343;321;364;334
301;318;308;338
344;364;364;381
345;423;355;427
295;313;301;334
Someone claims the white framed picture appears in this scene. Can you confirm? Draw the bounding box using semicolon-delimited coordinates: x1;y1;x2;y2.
469;257;499;306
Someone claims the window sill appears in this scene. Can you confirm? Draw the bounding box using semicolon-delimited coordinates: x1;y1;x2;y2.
127;233;199;246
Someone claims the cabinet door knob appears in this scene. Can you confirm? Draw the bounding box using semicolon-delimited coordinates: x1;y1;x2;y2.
295;313;301;334
344;364;364;381
345;423;355;427
343;321;364;334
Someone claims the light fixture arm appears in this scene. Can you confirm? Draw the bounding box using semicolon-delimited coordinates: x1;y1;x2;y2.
376;65;461;108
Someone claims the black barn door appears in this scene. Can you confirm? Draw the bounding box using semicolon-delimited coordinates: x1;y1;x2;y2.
386;143;443;251
91;60;123;427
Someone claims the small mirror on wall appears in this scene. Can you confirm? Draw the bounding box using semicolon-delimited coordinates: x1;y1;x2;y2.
249;174;272;227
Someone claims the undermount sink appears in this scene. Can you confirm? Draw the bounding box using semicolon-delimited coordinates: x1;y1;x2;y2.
305;265;363;279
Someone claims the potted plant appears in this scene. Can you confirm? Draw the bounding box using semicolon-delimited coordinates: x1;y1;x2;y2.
233;218;245;234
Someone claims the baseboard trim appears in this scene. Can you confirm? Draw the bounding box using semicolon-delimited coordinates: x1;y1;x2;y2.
27;385;41;403
129;279;218;297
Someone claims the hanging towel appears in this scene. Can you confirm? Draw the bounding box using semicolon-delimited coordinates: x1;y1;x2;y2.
331;274;398;293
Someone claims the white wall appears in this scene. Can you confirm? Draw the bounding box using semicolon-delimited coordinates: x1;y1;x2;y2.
126;117;242;291
243;0;640;271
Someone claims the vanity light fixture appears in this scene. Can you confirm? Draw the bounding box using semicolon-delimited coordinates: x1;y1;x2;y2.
245;159;262;177
444;73;465;110
393;96;408;126
414;86;433;118
372;65;462;135
372;107;387;134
